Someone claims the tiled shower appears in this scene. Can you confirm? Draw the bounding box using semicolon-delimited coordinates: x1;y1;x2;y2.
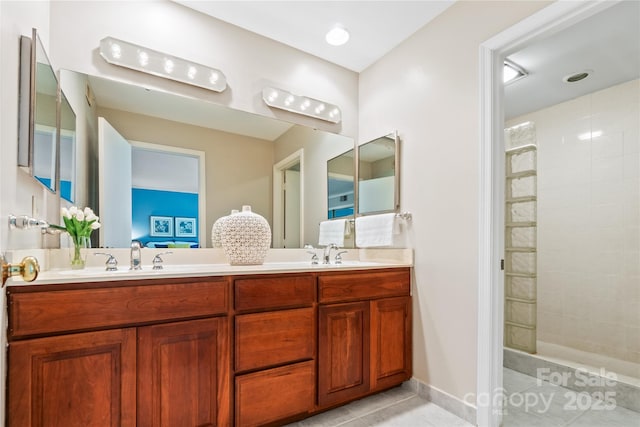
504;79;640;413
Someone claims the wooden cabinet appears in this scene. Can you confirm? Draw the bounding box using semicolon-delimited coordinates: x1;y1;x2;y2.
318;268;412;408
8;328;137;427
233;275;316;426
137;317;230;427
7;267;410;426
7;277;230;427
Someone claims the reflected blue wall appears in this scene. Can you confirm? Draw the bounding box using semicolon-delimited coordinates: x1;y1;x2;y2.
131;188;198;245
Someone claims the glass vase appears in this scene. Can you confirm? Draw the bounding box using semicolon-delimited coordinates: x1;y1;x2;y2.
70;236;91;270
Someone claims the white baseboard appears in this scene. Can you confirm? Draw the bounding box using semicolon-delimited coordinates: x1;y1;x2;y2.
404;378;477;425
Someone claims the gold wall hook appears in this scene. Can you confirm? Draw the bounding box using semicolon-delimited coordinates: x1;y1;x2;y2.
1;255;40;287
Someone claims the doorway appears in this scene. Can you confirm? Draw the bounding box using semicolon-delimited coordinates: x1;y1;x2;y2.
477;2;638;426
273;149;304;248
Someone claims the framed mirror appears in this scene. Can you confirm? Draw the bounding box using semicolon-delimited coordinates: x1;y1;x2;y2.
18;28;59;194
327;149;355;219
59;91;77;202
357;131;399;215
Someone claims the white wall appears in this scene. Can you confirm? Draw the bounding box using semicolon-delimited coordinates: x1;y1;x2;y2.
359;0;550;404
508;79;640;365
0;1;58;252
0;1;53;423
49;1;358;139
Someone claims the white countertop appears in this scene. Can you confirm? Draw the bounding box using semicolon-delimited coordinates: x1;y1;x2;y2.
6;248;413;286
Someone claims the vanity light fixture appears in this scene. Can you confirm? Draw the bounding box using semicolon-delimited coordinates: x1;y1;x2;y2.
503;59;527;84
98;36;227;92
262;87;342;123
326;25;350;46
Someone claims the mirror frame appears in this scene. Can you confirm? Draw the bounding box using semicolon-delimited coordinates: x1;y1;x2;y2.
355;130;400;216
18;28;59;194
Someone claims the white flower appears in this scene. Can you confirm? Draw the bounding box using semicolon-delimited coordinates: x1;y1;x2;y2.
85;211;98;222
69;206;79;217
91;222;101;230
61;207;71;219
76;210;85;221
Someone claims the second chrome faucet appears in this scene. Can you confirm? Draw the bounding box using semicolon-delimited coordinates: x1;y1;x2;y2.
130;241;142;270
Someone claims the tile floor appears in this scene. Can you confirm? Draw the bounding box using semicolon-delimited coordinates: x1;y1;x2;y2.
284;385;473;427
285;371;640;426
502;368;640;426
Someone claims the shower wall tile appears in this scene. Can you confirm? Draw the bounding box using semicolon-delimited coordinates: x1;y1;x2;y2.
506;78;640;366
623;153;639;179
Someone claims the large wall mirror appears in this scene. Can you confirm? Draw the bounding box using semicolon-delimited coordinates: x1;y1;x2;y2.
59;70;354;249
18;28;59;194
358;131;399;215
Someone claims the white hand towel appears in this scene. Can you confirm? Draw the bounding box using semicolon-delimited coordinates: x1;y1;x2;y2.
318;219;346;247
355;213;397;248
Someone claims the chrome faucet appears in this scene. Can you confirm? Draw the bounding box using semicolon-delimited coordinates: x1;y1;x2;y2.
130;241;142;270
323;243;339;264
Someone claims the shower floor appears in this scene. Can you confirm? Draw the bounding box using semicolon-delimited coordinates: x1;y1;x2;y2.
502;368;640;426
504;346;640;413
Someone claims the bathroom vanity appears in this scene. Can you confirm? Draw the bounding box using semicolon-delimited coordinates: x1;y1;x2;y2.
6;264;411;426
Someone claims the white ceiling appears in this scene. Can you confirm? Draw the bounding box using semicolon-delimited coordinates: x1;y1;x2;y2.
173;0;455;72
505;1;640;119
88;1;639;137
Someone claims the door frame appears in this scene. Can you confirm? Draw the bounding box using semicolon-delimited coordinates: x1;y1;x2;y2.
273;149;304;248
476;1;619;426
130;141;206;247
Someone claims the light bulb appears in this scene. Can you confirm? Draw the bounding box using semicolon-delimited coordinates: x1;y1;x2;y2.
209;71;219;84
187;66;197;79
164;59;175;74
110;43;122;59
284;95;295;106
138;51;149;67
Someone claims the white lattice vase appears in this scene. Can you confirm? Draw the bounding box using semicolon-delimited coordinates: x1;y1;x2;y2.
219;206;271;265
211;209;238;248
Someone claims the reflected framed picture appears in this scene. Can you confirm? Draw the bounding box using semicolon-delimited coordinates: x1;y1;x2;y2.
175;217;196;237
150;216;173;237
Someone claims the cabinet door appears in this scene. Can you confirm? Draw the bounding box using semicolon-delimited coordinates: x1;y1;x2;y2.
137;317;230;427
371;296;412;390
8;328;136;427
318;302;370;407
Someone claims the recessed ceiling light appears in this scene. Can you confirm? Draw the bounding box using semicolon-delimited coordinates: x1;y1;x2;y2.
563;70;592;83
326;25;350;46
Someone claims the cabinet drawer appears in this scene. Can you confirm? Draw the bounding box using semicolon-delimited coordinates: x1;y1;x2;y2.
9;278;229;338
235;360;315;427
235;308;314;372
234;274;314;312
318;268;410;303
